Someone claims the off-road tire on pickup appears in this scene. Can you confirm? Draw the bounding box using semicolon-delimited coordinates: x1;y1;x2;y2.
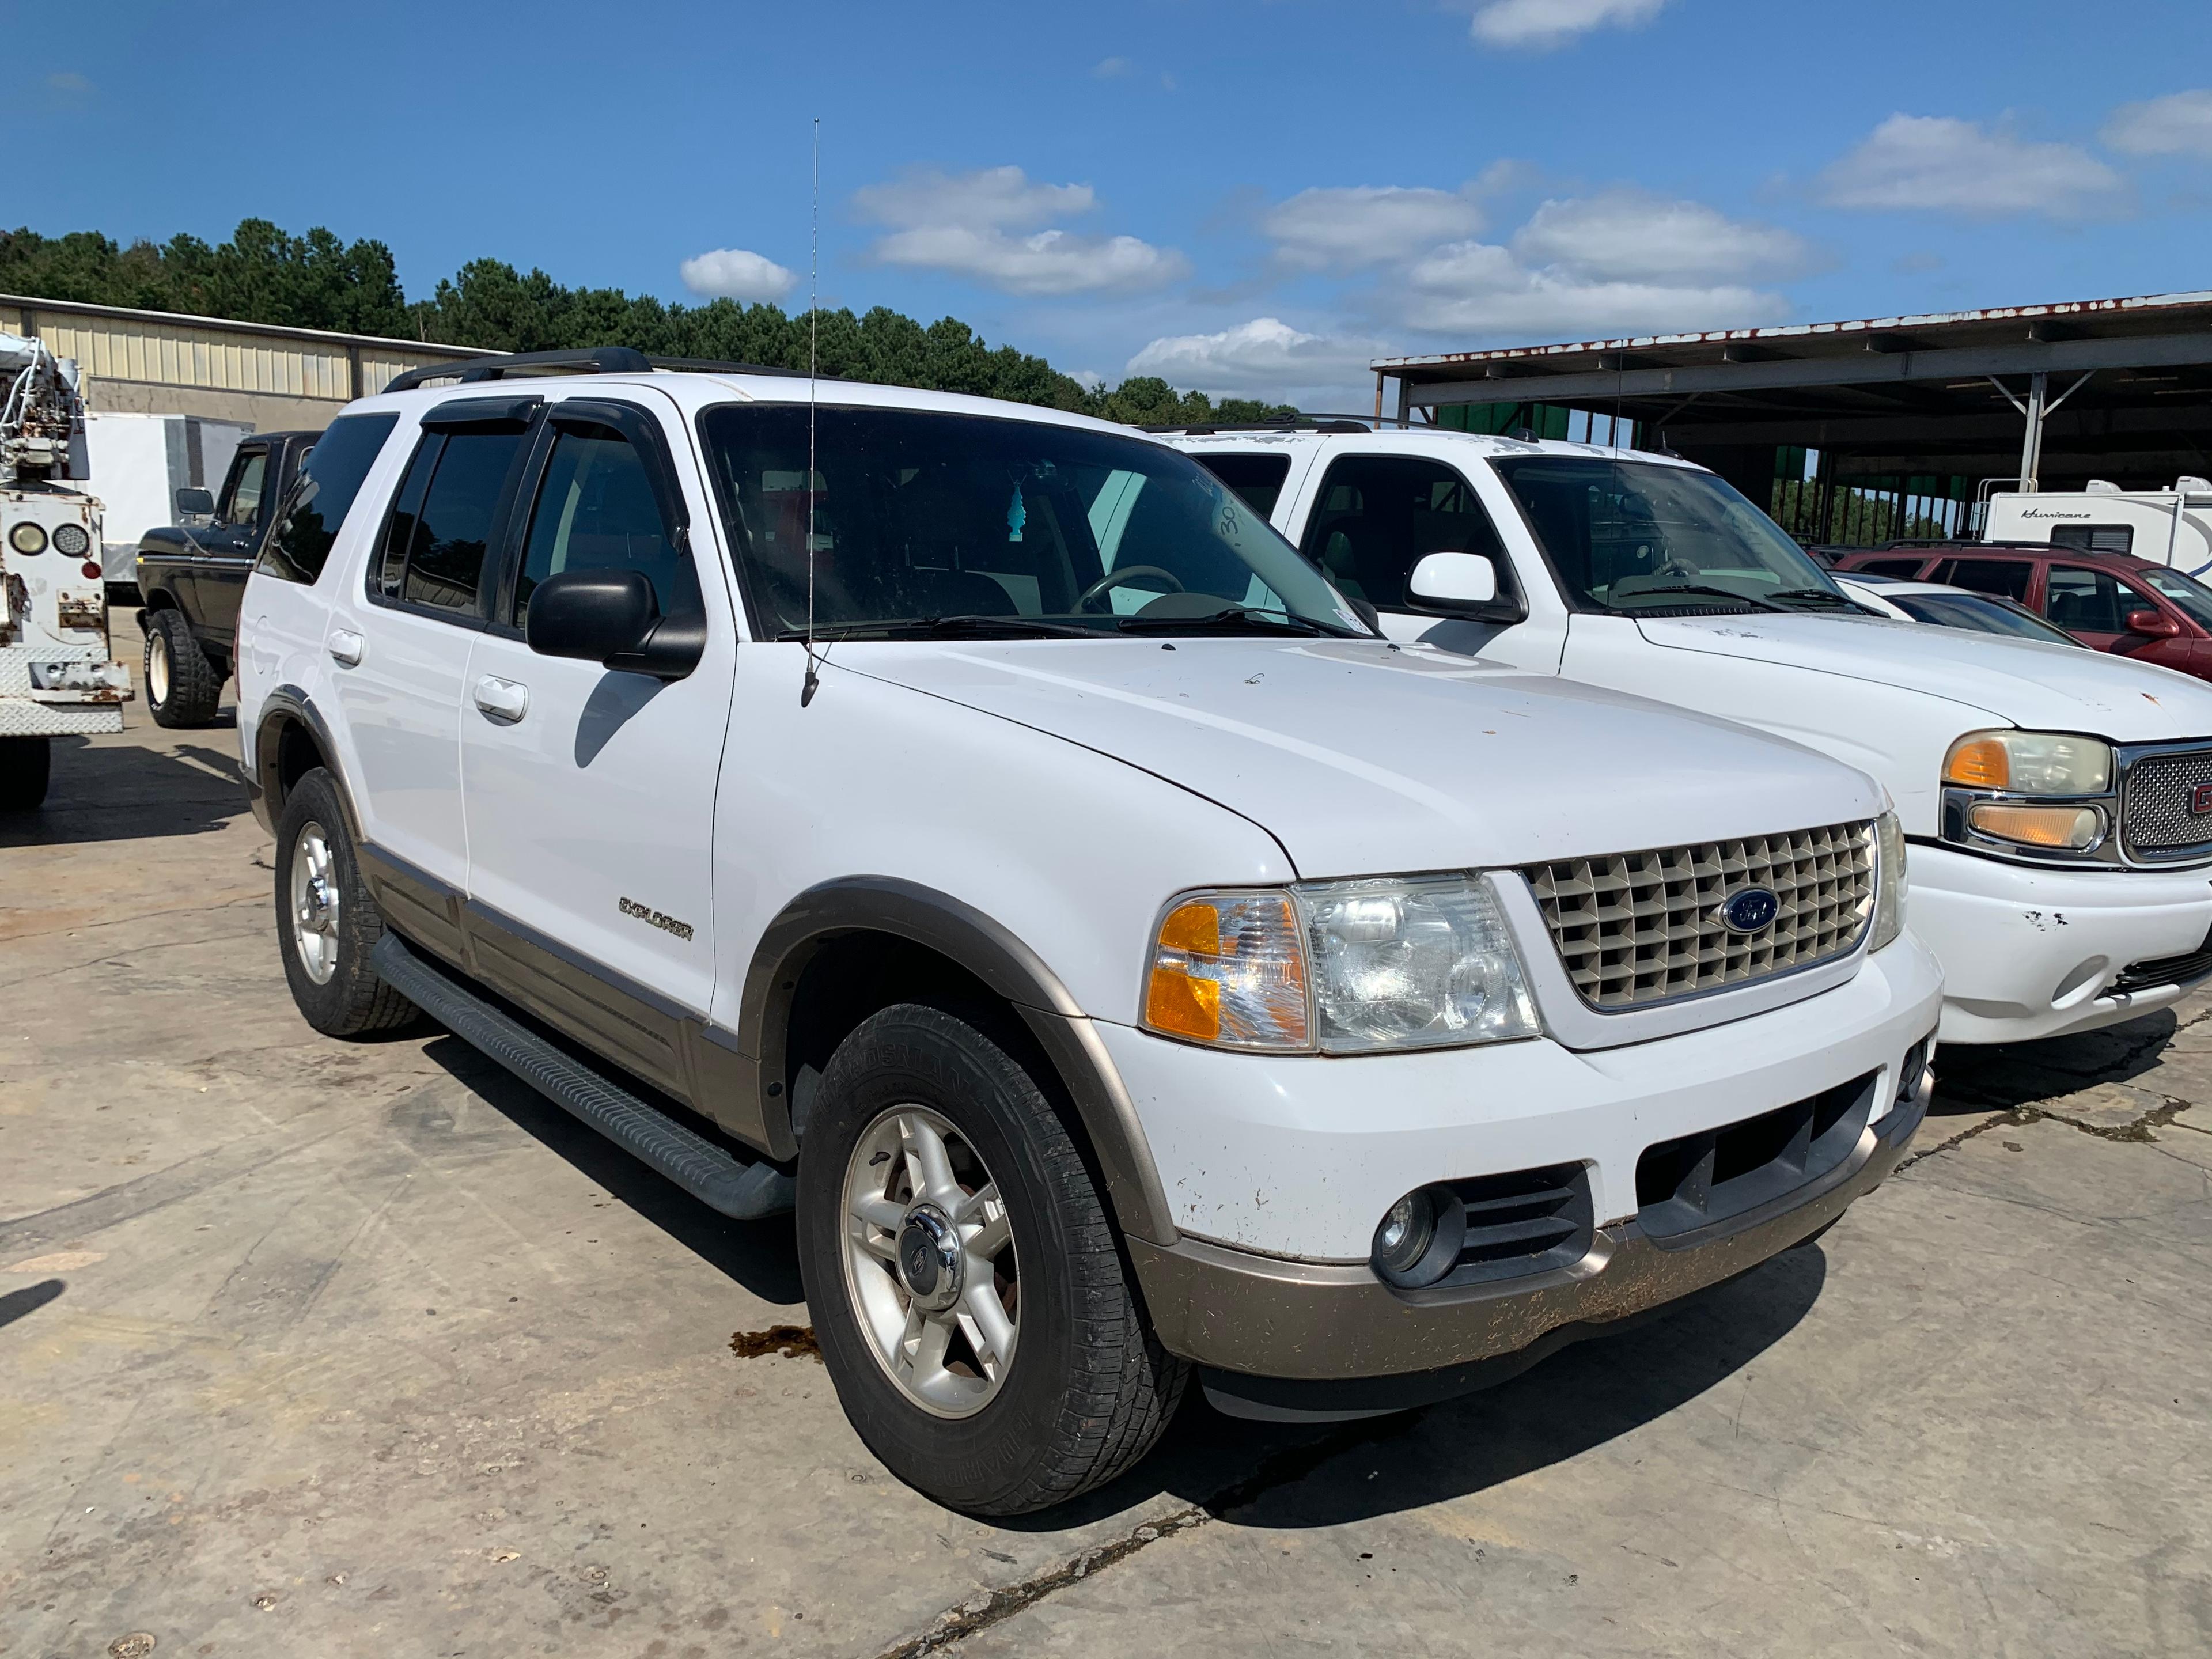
0;736;50;811
144;608;223;728
797;1003;1188;1516
275;767;421;1037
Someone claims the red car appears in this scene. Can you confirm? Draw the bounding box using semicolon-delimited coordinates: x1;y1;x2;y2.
1832;542;2212;681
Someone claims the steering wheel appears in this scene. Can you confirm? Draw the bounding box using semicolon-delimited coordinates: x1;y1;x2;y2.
1656;556;1700;579
1077;565;1185;613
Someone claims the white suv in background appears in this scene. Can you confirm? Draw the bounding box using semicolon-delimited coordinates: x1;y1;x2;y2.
237;351;1937;1515
1172;423;2212;1046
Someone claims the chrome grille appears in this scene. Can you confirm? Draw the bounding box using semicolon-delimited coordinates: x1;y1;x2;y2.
2121;746;2212;857
1523;821;1876;1010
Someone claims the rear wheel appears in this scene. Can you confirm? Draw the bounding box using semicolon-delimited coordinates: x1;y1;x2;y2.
274;767;420;1036
797;1003;1187;1516
145;609;222;728
0;736;50;812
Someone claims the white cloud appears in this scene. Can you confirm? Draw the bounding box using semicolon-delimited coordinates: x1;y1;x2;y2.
852;165;1092;231
1093;55;1132;79
1468;0;1666;50
1511;189;1815;283
1393;239;1789;338
1817;114;2124;218
1263;185;1486;270
2103;88;2212;158
1126;317;1383;405
678;247;796;303
854;165;1186;296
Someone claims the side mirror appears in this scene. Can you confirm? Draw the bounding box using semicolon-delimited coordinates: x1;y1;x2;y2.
525;568;703;681
174;486;215;524
2126;608;2182;639
1406;551;1523;622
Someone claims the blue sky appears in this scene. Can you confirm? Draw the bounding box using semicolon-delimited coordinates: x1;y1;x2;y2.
21;0;2212;407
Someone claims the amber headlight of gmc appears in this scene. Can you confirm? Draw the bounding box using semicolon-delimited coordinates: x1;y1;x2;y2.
1941;730;2113;855
1142;876;1540;1054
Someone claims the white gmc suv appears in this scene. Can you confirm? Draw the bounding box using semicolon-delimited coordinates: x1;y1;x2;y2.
1173;424;2212;1047
237;350;1938;1515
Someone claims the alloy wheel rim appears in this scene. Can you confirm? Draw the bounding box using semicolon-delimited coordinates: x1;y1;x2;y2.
841;1104;1019;1418
148;634;169;704
289;821;340;985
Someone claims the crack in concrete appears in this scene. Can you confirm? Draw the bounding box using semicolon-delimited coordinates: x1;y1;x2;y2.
1896;1095;2196;1176
874;1414;1416;1656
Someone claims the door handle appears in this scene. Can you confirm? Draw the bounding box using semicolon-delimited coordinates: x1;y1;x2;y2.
327;628;364;667
473;675;530;723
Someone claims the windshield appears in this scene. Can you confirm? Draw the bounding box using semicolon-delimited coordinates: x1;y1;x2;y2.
698;405;1368;639
1491;456;1845;613
2139;567;2212;630
1890;591;2084;645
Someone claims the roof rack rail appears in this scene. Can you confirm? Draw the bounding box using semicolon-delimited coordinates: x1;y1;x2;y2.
1142;412;1373;435
384;347;828;395
384;346;651;393
647;355;814;380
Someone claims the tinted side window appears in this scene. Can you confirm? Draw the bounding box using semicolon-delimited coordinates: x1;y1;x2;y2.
370;429;525;618
221;450;268;527
2051;523;2135;555
1854;558;1929;577
1933;559;2032;601
1192;453;1292;520
1297;456;1506;607
2043;565;2153;634
259;414;400;585
514;429;699;624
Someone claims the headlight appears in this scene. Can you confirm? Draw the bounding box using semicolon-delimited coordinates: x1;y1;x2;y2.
1142;875;1539;1054
1943;730;2111;796
1872;810;1907;952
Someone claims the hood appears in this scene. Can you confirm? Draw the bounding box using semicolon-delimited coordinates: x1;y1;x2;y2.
840;637;1882;878
1635;613;2212;740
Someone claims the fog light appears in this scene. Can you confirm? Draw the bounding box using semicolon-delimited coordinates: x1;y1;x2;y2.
1373;1188;1459;1287
1968;802;2103;850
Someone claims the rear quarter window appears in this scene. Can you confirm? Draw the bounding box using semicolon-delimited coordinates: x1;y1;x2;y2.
257;414;402;585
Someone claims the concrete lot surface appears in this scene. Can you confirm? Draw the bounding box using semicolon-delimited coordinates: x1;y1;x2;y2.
3;667;2209;1657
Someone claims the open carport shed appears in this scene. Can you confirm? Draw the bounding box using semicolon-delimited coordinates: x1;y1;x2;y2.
1372;290;2212;543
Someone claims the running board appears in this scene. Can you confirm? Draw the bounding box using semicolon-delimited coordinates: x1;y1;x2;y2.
372;933;794;1221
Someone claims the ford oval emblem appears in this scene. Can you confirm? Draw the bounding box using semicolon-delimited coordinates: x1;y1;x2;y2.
1718;887;1779;934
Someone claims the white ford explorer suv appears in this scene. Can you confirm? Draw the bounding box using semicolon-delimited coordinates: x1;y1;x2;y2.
1173;424;2212;1047
236;350;1937;1515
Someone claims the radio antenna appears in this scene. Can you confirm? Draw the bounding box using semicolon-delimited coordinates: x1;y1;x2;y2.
801;115;824;707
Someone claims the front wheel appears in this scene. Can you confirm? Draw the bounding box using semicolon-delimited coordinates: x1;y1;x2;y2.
797;1004;1187;1515
145;609;222;728
274;767;420;1037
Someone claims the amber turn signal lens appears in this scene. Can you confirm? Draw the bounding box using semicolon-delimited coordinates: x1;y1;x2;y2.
1142;893;1311;1049
1944;735;2010;790
1967;802;2103;850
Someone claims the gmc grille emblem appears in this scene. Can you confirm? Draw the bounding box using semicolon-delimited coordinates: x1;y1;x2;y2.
2192;782;2212;817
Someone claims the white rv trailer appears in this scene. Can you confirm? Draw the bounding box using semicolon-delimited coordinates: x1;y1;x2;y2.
1984;478;2212;576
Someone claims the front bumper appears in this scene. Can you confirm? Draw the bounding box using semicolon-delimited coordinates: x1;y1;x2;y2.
1135;1077;1926;1418
1910;843;2212;1044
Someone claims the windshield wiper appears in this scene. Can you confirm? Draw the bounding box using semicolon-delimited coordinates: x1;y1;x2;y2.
1768;587;1862;610
1603;584;1787;615
1113;604;1366;639
776;615;1099;642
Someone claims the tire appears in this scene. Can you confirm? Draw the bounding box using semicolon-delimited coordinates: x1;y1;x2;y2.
0;736;50;812
144;608;222;728
797;1003;1187;1516
274;767;421;1037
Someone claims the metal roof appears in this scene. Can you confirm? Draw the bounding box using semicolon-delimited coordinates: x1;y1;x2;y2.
1371;289;2212;493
